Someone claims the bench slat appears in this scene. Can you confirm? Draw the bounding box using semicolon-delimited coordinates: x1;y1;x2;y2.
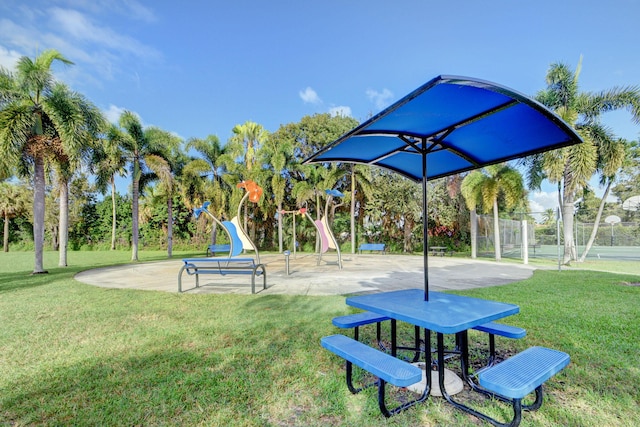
473;322;526;339
182;257;255;264
478;346;570;399
332;312;390;328
321;334;421;387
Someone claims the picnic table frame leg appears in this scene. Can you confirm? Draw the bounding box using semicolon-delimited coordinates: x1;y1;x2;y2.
377;327;431;417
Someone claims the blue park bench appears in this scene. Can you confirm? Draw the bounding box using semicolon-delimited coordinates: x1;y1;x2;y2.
358;243;386;254
178;257;266;294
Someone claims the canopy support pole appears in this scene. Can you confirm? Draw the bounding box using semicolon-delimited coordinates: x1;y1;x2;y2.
422;150;429;301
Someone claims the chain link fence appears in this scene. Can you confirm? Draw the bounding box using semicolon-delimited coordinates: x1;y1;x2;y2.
474;215;640;260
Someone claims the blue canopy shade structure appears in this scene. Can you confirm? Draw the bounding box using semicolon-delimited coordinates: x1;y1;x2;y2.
303;75;583;299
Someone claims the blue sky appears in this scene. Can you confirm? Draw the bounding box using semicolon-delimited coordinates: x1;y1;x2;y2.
1;0;639;213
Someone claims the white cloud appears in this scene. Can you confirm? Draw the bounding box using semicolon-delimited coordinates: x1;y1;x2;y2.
366;88;394;110
299;86;321;104
103;104;127;124
529;190;559;223
49;8;161;60
529;190;558;213
329;106;352;117
51;0;157;23
0;45;21;68
0;4;161;88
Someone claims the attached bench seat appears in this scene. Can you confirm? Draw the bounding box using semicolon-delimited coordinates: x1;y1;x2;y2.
321;334;427;417
358;243;386;254
178;257;266;294
332;311;390;342
472;321;526;367
477;346;570;427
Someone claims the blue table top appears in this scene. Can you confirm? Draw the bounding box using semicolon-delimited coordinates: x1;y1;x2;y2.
346;289;519;334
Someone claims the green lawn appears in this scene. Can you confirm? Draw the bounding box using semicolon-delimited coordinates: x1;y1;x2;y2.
1;251;639;426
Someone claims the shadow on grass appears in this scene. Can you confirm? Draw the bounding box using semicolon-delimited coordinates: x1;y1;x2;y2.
1;348;242;425
0;268;79;294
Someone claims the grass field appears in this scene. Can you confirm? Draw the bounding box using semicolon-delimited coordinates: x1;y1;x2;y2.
1;251;639;426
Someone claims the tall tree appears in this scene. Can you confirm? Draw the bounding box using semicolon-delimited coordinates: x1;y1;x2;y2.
183;135;229;246
578;136;628;261
144;127;184;258
347;164;374;253
93;124;128;250
118;111;167;261
259;127;295;252
460;172;483;259
0;182;31;252
48;84;105;266
524;58;640;264
229;121;268;172
461;164;525;261
0;49;103;273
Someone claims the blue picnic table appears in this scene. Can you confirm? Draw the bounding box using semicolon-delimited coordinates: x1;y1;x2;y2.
322;289;569;425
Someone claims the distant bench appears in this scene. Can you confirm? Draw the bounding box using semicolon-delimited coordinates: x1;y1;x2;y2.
178;257;266;294
429;246;453;256
206;244;231;257
358;243;386;254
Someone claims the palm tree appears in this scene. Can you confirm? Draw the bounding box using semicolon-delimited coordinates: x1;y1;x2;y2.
260;126;296;252
541;208;556;225
118;111;167;261
524;58;640;264
460;172;483;259
0;49;104;273
0;181;31;252
229;121;268;172
144;127;183;258
48;85;105;266
347;164;374;254
183;135;229;246
92;124;128;250
578;137;628;261
461;164;525;261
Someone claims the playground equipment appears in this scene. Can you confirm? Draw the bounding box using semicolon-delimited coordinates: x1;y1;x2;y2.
193;180;262;263
276;189;343;269
305;189;343;269
276;207;306;258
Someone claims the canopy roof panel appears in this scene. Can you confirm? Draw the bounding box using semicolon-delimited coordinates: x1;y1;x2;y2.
304;75;582;182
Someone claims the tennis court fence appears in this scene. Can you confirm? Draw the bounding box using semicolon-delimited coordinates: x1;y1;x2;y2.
475;215;640;261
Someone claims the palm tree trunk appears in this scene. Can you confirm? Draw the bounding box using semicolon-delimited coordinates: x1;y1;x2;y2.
3;212;9;252
131;176;139;261
578;179;612;262
167;196;173;258
33;154;47;274
493;199;501;261
277;202;283;253
470;209;477;259
58;177;69;267
403;217;413;253
111;177;117;250
561;191;577;265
